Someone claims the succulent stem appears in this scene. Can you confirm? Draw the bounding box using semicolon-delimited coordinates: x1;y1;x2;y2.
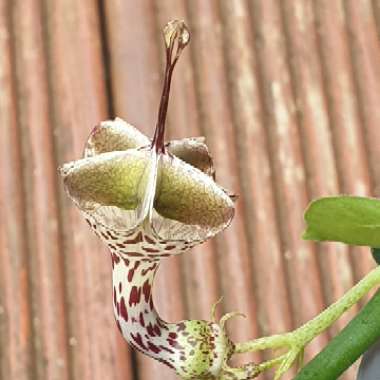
233;265;380;379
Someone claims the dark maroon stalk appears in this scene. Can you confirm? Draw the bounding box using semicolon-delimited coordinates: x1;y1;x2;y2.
151;21;189;153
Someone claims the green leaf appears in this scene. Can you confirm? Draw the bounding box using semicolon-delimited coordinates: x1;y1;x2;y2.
371;248;380;265
303;196;380;248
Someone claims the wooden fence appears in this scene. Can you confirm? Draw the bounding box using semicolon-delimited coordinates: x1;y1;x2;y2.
1;1;380;379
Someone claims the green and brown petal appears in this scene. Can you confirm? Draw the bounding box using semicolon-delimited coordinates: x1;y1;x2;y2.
61;123;234;241
85;118;215;177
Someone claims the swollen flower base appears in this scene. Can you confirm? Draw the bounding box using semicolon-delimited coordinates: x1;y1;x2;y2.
60;20;380;380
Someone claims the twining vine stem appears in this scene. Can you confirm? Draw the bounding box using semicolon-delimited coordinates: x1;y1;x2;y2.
234;265;380;379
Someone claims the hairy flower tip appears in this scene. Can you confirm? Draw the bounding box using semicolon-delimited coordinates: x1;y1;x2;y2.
60;118;235;244
163;20;190;51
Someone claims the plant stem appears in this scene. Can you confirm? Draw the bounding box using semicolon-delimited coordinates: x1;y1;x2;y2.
293;265;380;346
236;266;380;355
235;333;291;353
293;289;380;380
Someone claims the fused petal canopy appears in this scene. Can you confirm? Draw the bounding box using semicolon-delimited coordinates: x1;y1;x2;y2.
61;118;235;243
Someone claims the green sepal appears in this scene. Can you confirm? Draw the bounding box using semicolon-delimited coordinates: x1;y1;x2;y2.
303;196;380;248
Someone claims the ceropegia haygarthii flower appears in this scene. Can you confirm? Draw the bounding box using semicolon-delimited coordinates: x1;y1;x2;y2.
60;20;256;380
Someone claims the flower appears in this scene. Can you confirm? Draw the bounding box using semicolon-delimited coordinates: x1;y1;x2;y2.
59;21;239;380
60;20;235;247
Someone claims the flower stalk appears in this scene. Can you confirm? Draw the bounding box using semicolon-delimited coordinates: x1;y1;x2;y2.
152;20;190;153
294;289;380;379
234;265;380;379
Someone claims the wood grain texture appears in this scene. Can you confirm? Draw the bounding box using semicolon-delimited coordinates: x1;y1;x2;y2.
1;1;379;379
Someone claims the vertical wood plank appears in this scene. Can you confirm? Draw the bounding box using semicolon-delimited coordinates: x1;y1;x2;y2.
248;0;327;360
0;1;35;379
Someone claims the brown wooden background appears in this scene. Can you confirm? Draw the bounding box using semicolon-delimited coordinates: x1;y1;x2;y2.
1;1;380;379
